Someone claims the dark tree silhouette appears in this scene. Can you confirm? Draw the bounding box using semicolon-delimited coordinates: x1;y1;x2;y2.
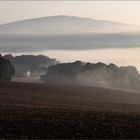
0;54;15;81
3;54;59;77
41;61;140;90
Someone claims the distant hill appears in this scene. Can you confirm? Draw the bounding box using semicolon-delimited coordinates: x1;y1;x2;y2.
3;54;59;77
0;15;139;34
1;15;140;53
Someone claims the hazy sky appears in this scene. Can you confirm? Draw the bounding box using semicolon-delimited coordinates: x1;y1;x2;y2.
0;1;140;25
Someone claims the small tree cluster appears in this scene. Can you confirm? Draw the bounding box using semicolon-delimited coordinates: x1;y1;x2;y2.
3;54;59;77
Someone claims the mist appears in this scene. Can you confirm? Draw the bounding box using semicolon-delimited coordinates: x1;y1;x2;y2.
1;33;140;53
41;61;140;91
1;16;140;74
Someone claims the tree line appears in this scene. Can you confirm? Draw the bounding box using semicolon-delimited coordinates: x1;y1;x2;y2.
41;61;140;89
1;53;140;90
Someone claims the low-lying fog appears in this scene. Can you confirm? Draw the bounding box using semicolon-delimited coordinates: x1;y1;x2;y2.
1;33;140;52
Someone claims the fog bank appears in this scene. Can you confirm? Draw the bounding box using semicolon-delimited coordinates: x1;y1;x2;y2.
1;33;140;53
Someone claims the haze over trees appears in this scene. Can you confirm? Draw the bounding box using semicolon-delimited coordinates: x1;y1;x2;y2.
0;54;15;81
3;54;59;77
41;61;140;90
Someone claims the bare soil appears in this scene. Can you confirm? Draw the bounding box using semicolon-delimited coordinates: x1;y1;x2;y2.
0;81;140;138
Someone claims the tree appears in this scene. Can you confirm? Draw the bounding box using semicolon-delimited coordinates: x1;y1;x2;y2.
0;54;15;81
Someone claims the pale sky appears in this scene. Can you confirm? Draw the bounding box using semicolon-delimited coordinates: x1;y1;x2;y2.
0;1;140;25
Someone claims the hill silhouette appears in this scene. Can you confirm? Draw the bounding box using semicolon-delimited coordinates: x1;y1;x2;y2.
0;15;138;34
